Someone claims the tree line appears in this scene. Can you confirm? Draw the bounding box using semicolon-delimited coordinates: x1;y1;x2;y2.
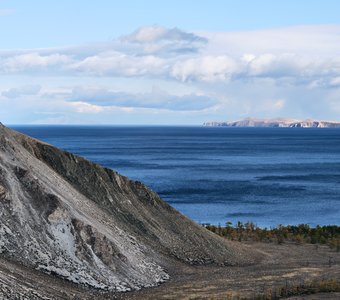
203;221;340;251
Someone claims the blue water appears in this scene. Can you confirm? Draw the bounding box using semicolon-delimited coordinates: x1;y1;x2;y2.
11;126;340;228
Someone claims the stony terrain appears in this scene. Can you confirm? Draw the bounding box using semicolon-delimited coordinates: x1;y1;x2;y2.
0;123;260;296
204;118;340;128
0;242;339;299
119;242;340;299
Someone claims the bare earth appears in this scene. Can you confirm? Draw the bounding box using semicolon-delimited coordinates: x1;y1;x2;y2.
120;242;340;300
1;241;339;299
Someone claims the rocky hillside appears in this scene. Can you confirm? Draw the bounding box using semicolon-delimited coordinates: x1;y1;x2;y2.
0;123;260;293
204;118;340;128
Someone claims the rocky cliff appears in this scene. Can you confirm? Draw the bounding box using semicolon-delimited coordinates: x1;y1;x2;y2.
0;123;259;293
204;118;340;128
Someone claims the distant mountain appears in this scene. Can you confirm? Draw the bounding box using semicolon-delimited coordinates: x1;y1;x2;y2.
203;118;340;128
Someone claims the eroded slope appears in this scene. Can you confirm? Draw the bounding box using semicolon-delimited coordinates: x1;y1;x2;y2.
0;123;261;292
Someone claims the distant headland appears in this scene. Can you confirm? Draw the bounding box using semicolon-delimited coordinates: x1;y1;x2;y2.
203;118;340;128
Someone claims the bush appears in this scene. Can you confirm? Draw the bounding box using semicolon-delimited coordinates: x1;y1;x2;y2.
202;221;340;250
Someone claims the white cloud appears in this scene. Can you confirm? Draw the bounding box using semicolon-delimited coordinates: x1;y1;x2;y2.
68;101;105;113
68;86;217;111
70;51;167;77
330;77;340;87
242;54;256;63
1;25;340;86
123;25;207;44
121;26;208;56
1;85;41;98
273;99;285;110
2;25;340;123
171;55;239;82
0;9;14;17
1;53;72;72
200;25;340;56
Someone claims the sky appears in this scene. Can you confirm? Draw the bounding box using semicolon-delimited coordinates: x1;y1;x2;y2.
1;0;340;124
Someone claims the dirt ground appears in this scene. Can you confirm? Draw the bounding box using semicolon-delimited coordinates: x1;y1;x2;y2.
120;242;340;300
286;294;340;300
0;241;340;299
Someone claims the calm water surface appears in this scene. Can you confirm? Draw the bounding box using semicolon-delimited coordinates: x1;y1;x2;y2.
11;126;340;227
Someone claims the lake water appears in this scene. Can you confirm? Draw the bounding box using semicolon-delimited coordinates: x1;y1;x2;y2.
11;126;340;228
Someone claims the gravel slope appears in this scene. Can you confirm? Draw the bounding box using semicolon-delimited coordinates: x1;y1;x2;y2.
0;123;261;293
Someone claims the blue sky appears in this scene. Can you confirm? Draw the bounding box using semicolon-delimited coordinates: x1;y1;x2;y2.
1;0;340;124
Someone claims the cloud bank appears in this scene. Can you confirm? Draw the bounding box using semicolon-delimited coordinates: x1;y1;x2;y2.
69;87;217;111
1;25;340;86
1;25;340;124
